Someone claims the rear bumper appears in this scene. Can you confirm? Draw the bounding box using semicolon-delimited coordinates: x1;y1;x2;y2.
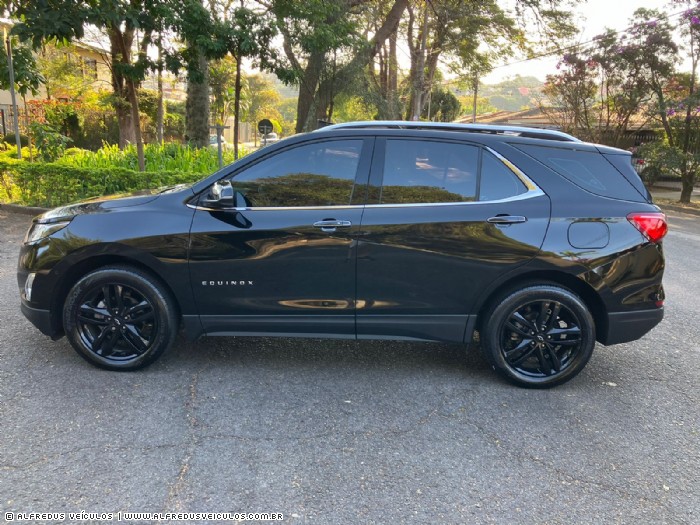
20;301;62;339
599;308;664;345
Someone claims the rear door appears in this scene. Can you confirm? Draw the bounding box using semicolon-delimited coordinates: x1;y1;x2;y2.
356;137;551;343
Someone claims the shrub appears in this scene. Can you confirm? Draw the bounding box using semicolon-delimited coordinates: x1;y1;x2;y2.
3;134;29;148
0;159;203;208
56;142;247;173
30;122;73;162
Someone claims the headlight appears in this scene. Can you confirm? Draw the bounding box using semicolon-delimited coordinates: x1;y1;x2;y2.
24;220;71;244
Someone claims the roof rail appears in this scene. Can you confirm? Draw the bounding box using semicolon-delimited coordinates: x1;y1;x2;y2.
315;120;581;142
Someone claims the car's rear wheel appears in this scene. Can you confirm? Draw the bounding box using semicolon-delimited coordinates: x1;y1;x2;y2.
481;285;595;388
63;266;177;370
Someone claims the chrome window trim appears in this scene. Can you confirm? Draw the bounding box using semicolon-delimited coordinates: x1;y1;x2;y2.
188;145;545;212
187;203;366;212
485;146;539;192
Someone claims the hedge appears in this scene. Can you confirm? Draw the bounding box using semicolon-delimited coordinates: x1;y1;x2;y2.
0;158;205;208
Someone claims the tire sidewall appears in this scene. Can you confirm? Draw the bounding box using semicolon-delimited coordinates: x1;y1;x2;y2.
483;285;595;388
63;267;176;371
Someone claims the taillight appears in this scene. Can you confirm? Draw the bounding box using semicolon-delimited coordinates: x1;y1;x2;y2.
627;212;668;243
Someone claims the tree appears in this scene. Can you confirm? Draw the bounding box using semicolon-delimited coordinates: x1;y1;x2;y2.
271;0;408;132
540;9;677;146
644;3;700;203
0;36;44;158
222;5;278;158
540;53;598;140
9;0;179;171
36;44;96;101
209;55;238;127
242;74;281;145
422;87;460;122
403;0;575;121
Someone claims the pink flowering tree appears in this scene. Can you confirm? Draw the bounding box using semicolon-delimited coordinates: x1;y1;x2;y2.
645;1;700;202
541;8;676;146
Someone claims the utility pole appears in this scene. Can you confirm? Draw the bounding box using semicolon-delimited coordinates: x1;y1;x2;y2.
4;29;22;159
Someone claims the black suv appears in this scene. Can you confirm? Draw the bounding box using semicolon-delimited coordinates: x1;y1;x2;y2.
17;122;666;387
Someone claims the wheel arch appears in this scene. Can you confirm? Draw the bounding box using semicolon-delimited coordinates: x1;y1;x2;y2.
473;270;607;343
49;254;183;337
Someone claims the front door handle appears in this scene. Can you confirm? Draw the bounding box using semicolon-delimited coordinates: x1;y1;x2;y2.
487;215;527;224
313;219;352;232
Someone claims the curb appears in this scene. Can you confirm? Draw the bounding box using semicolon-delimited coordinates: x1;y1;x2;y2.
657;203;700;217
0;203;49;216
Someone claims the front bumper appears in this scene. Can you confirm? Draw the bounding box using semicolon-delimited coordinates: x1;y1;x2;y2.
599;308;664;345
20;300;62;339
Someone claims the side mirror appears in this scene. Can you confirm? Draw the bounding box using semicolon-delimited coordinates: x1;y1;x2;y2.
202;180;235;208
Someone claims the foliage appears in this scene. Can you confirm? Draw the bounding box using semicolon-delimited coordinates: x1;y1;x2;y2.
56;142;247;174
423;88;461;122
644;2;700;202
637;141;677;186
0;37;44;98
0;157;201;208
332;94;376;122
242;74;282;143
3;134;29;148
458;95;497;117
209;56;240;126
541;8;678;146
29;122;72;162
36;44;95;100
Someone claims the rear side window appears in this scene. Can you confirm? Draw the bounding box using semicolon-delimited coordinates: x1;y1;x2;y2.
515;144;645;202
381;140;478;203
380;140;527;204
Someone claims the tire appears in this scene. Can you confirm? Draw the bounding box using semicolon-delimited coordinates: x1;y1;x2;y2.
481;284;595;388
63;266;178;371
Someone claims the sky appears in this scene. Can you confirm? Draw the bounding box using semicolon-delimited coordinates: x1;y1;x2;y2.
482;0;673;84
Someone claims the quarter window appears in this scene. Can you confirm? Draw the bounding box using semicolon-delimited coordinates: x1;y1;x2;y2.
479;151;527;201
230;140;363;207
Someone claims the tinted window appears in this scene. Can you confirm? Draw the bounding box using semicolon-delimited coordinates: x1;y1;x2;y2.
479;151;527;201
230;140;362;207
381;140;478;203
515;144;644;201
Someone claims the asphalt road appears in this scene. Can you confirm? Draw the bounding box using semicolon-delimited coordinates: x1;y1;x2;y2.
1;209;698;524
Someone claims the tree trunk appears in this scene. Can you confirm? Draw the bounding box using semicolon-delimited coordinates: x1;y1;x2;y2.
107;27;140;151
680;175;695;203
295;50;325;133
116;105;136;148
388;29;399;119
125;78;145;171
186;47;210;148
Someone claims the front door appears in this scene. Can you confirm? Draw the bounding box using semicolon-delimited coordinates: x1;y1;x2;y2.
189;137;372;337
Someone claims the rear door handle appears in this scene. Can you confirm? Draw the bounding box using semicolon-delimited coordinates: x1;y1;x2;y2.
313;219;352;232
487;215;527;224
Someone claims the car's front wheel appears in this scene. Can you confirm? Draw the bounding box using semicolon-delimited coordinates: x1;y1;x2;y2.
481;285;595;388
63;266;177;371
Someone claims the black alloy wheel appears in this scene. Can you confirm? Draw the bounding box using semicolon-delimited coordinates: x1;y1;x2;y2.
64;266;177;370
482;285;595;388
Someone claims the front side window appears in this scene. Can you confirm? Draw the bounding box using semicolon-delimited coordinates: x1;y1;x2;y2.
381;140;479;204
230;140;363;207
